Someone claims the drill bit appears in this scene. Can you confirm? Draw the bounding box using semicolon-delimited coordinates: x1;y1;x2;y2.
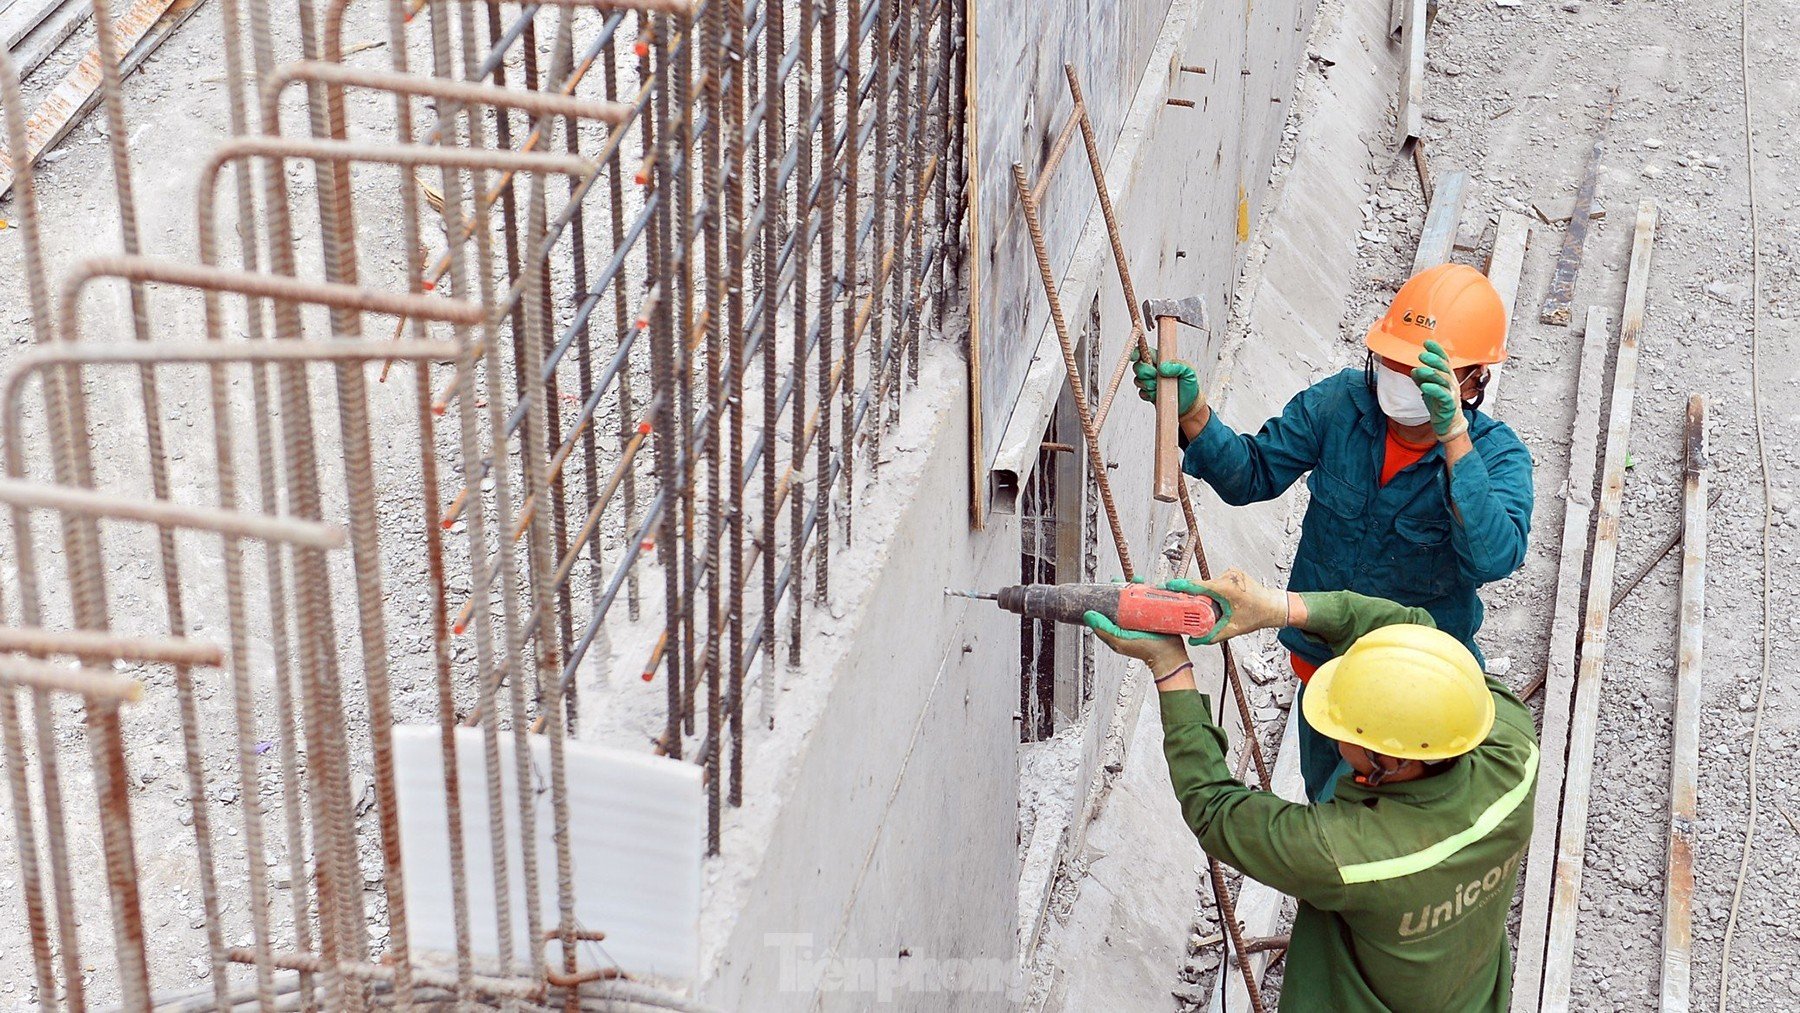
944;588;999;600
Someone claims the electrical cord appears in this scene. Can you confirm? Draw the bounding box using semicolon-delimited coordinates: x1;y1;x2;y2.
1717;0;1774;1005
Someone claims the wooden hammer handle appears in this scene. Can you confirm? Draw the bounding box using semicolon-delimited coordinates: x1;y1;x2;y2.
1153;316;1180;503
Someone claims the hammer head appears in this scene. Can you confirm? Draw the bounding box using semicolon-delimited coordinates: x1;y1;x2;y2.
1142;296;1210;334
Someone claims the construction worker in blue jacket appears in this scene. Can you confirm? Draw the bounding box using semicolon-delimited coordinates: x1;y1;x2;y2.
1133;264;1533;801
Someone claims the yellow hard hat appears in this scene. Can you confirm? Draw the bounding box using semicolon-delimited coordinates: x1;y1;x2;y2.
1301;624;1494;762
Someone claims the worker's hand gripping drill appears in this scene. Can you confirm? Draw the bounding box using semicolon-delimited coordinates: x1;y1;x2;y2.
1085;568;1292;657
1411;339;1470;444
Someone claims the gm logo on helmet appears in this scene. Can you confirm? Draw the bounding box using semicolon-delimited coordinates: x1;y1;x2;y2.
1402;310;1438;330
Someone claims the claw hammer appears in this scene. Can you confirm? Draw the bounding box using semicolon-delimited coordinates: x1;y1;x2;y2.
1140;296;1211;503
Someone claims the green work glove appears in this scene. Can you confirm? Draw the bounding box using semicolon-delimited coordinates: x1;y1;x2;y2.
1130;348;1203;419
1411;339;1469;442
1084;610;1190;669
1083;610;1163;641
1159;578;1234;646
1182;568;1291;643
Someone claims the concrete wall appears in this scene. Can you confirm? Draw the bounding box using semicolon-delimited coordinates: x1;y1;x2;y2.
700;352;1022;1011
700;0;1338;1006
972;0;1173;467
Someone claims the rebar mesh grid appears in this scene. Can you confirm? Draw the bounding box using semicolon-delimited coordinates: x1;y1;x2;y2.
0;0;967;1005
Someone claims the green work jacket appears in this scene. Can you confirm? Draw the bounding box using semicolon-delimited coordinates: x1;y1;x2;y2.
1160;592;1539;1012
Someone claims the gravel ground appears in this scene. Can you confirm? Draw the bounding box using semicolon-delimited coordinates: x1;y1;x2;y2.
1333;0;1799;1008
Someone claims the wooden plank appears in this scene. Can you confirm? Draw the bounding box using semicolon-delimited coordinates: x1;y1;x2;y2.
0;0;204;199
1208;705;1304;1013
1507;305;1611;1013
966;0;985;528
1659;395;1707;1012
1391;0;1436;39
1480;211;1531;411
1539;200;1659;1012
0;0;61;50
8;0;90;85
1487;211;1532;324
1411;168;1468;273
1396;0;1426;145
1539;86;1618;326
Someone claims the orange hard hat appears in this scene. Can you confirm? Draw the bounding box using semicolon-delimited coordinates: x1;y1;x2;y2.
1365;263;1508;369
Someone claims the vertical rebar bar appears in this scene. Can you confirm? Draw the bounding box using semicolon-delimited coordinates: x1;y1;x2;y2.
0;47;67;1013
722;0;748;835
838;0;860;543
788;0;816;671
519;14;581;998
756;0;784;748
446;0;521;980
560;18;590;731
674;0;699;744
622;13;647;624
701;0;726;849
813;0;836;607
652;7;685;763
869;0;891;447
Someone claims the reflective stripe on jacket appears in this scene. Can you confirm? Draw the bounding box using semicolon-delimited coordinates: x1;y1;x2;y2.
1182;368;1533;665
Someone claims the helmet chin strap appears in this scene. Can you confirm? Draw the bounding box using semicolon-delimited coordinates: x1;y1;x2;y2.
1358;747;1402;787
1462;365;1491;410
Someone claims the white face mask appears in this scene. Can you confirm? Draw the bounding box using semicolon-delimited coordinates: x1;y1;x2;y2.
1375;367;1433;426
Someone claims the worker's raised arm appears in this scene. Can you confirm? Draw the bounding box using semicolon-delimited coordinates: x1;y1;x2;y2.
1442;421;1534;583
1412;340;1534;584
1175;372;1335;506
1290;589;1438;658
1170;569;1435;658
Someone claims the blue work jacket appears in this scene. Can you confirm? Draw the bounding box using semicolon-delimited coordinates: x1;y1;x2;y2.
1184;368;1533;665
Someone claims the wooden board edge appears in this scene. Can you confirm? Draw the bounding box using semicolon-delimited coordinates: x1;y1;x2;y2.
1507;305;1610;1013
1657;395;1707;1011
9;0;91;85
1538;202;1659;1012
0;0;198;200
1396;0;1426;146
1410;168;1468;273
964;0;985;529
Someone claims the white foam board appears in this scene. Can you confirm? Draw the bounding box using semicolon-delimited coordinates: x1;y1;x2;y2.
393;725;703;981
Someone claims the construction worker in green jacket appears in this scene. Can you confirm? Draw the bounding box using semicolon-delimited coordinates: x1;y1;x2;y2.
1086;569;1539;1012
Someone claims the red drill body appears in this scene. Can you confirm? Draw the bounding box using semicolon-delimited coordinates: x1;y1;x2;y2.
985;583;1222;639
